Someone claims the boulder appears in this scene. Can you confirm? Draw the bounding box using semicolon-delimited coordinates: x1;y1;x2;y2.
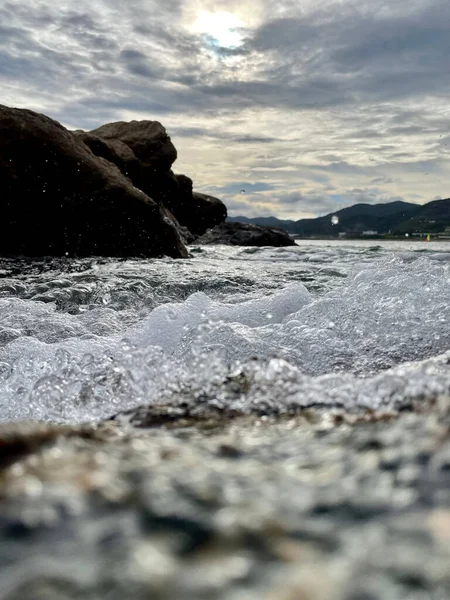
85;122;227;237
90;120;177;171
73;131;141;182
148;181;227;237
189;192;228;236
0;105;188;258
195;222;297;247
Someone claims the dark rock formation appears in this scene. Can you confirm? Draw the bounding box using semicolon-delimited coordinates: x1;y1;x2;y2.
85;121;227;236
160;187;227;237
90;120;178;171
190;193;228;236
73;131;141;181
0;105;187;258
195;222;297;247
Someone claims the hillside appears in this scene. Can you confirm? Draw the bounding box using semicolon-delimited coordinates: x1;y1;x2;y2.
228;216;298;231
392;198;450;234
228;200;423;237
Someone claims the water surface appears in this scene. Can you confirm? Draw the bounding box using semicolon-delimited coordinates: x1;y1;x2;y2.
0;239;449;423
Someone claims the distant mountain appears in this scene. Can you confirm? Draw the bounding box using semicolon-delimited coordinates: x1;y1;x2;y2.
294;201;419;237
227;215;297;231
392;198;450;234
228;200;424;237
228;215;297;229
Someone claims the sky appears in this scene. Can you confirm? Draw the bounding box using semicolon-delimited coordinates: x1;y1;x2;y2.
1;0;449;219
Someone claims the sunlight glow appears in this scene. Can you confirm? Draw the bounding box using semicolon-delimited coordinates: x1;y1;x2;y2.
192;11;245;48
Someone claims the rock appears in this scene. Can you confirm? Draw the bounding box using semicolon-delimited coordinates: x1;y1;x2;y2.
2;408;450;599
131;176;227;237
175;174;193;196
195;222;297;247
90;120;177;171
0;421;102;469
190;192;228;236
73;131;141;181
161;188;227;237
168;214;197;245
85;122;227;237
0;105;188;258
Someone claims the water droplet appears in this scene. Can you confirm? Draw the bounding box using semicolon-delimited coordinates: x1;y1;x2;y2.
55;349;71;370
0;362;12;381
23;476;43;498
166;308;177;320
80;353;95;373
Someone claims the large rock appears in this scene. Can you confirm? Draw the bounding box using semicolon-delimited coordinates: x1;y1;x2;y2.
73;131;141;182
195;222;297;247
155;182;227;237
0;105;188;258
85;122;227;237
189;192;228;236
90;120;177;171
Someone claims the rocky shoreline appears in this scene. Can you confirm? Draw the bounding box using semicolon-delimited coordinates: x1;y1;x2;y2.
0;104;297;258
1;105;449;600
0;105;227;258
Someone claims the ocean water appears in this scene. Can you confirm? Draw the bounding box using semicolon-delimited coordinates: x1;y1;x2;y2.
0;239;449;424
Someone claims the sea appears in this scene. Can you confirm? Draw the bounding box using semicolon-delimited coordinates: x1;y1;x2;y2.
0;238;449;424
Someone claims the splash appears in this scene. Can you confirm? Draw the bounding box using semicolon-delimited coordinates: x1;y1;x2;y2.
0;255;448;424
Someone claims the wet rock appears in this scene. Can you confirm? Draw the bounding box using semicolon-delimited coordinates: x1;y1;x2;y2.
0;105;187;258
156;187;227;238
84;122;228;237
189;192;228;236
1;403;450;599
196;222;297;246
109;402;242;429
131;172;227;237
0;421;97;469
73;131;141;181
90;120;177;171
217;443;244;458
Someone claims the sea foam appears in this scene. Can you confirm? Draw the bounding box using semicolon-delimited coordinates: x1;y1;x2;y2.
0;255;448;423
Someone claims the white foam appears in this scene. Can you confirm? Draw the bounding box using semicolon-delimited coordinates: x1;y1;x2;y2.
128;282;311;353
0;256;448;423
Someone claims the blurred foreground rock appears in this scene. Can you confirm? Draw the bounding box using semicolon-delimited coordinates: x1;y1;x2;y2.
1;397;450;599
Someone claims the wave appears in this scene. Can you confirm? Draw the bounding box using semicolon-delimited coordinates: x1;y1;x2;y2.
0;255;448;424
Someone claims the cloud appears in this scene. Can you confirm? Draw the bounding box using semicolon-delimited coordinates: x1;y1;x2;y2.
1;0;449;218
371;177;394;185
119;49;159;78
221;195;279;218
215;182;275;194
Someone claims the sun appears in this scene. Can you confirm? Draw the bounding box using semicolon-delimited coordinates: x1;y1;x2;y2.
192;10;244;48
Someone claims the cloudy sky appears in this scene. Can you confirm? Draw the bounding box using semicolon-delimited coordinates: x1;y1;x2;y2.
2;0;449;218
